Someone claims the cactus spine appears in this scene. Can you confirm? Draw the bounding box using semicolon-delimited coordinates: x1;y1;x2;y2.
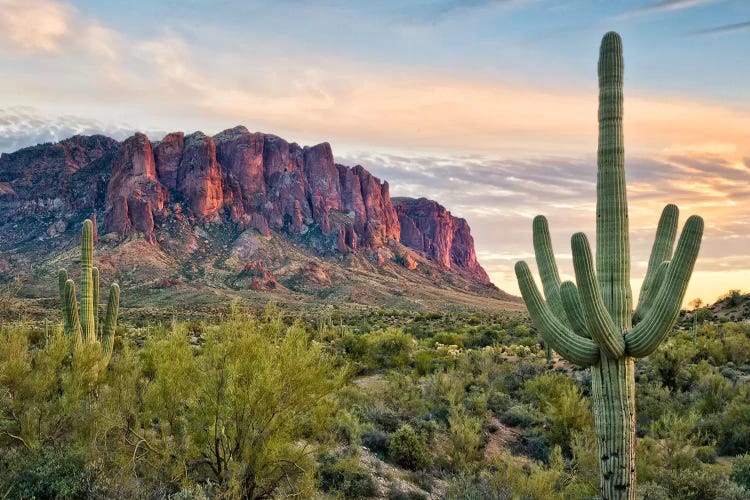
515;32;703;499
58;219;120;364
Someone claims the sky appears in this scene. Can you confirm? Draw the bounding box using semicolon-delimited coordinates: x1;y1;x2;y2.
0;0;748;305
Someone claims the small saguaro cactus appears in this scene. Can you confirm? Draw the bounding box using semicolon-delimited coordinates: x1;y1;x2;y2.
514;32;703;499
59;219;120;364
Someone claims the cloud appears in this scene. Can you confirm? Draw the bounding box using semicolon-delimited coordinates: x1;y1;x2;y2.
0;106;138;152
0;1;748;162
402;0;529;23
338;147;750;301
691;20;750;36
619;0;725;17
0;0;71;53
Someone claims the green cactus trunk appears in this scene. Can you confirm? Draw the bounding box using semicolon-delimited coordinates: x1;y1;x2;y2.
80;219;96;344
515;32;703;500
57;218;120;366
591;356;636;498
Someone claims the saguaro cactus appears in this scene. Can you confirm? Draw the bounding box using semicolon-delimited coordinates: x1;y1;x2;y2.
59;219;120;364
515;32;703;499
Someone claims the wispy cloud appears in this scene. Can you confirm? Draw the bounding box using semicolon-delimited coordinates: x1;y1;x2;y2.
618;0;724;18
339;147;750;302
398;0;540;24
691;20;750;36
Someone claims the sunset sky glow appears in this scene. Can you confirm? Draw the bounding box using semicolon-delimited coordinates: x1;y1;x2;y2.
1;0;748;304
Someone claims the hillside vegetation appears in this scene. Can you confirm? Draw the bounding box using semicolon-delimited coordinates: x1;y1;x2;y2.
1;297;749;499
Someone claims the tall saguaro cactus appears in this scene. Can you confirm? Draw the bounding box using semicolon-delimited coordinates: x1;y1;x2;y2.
515;32;703;499
59;219;120;365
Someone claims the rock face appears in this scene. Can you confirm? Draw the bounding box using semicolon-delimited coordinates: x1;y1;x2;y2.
0;135;119;246
393;197;490;283
104;133;165;238
0;127;491;285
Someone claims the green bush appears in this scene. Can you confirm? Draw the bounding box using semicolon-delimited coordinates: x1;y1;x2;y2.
695;445;717;464
3;446;101;499
387;487;428;500
487;391;513;414
731;454;750;490
362;429;390;455
500;404;542;428
318;453;376;498
368;329;415;369
388;424;431;471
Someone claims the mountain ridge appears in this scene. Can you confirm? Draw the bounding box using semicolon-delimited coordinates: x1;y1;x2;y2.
0;127;519;313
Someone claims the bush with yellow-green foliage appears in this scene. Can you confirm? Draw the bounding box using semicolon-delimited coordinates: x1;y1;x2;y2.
0;311;344;499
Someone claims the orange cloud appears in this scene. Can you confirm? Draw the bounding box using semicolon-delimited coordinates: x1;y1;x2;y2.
0;0;71;53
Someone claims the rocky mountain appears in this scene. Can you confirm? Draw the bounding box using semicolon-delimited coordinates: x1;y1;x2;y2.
0;127;519;314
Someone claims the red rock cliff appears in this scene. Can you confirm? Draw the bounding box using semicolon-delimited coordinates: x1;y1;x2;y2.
0;127;491;285
393;197;490;283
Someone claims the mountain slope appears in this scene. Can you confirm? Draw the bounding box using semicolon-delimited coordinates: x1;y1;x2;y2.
0;127;520;314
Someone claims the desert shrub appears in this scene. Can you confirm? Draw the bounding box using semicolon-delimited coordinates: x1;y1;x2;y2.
361;429;390;455
423;370;466;408
433;331;464;348
333;409;364;446
368;406;401;433
388;424;431;471
136;314;344;498
502;360;545;393
483;447;593;499
338;332;369;363
660;465;743;500
2;446;101;499
367;328;415;369
413;349;439;375
730;454;750;489
487;391;513;414
511;432;551;463
500;404;543;428
637;482;670;500
718;394;750;455
447;405;483;471
317;453;376;498
521;374;593;451
444;474;513;499
388;487;427;500
636;381;678;433
694;371;734;414
695;446;717;464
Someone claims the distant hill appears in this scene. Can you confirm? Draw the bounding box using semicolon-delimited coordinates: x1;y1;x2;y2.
681;290;750;325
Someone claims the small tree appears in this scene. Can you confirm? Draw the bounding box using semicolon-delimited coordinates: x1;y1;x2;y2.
138;314;344;498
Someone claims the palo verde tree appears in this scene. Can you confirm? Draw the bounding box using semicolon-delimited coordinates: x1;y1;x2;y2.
514;32;703;499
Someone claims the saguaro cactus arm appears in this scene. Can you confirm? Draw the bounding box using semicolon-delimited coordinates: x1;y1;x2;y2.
633;204;678;323
92;266;100;332
58;269;72;334
633;260;669;323
533;216;567;323
626;215;704;357
101;283;120;362
559;281;590;338
64;279;82;344
515;261;599;366
572;232;625;358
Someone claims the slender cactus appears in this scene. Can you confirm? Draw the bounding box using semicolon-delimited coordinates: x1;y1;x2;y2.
514;32;703;499
58;219;121;365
